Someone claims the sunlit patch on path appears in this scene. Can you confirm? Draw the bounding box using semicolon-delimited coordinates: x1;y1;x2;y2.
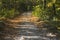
14;36;50;40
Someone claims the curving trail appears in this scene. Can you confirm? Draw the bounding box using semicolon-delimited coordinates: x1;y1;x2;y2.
0;12;59;40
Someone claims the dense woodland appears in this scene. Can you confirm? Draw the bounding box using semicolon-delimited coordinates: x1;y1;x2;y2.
0;0;60;34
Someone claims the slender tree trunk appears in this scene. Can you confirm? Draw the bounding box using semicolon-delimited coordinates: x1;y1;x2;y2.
48;3;56;21
43;0;46;9
52;3;56;16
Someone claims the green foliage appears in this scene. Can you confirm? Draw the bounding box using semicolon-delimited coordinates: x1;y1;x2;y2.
32;5;48;20
0;8;15;18
32;0;60;21
0;0;36;19
32;0;60;32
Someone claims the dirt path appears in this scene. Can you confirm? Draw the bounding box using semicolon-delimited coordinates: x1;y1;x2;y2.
7;11;39;23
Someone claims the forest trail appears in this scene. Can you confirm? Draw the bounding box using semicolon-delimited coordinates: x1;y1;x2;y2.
0;11;59;40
